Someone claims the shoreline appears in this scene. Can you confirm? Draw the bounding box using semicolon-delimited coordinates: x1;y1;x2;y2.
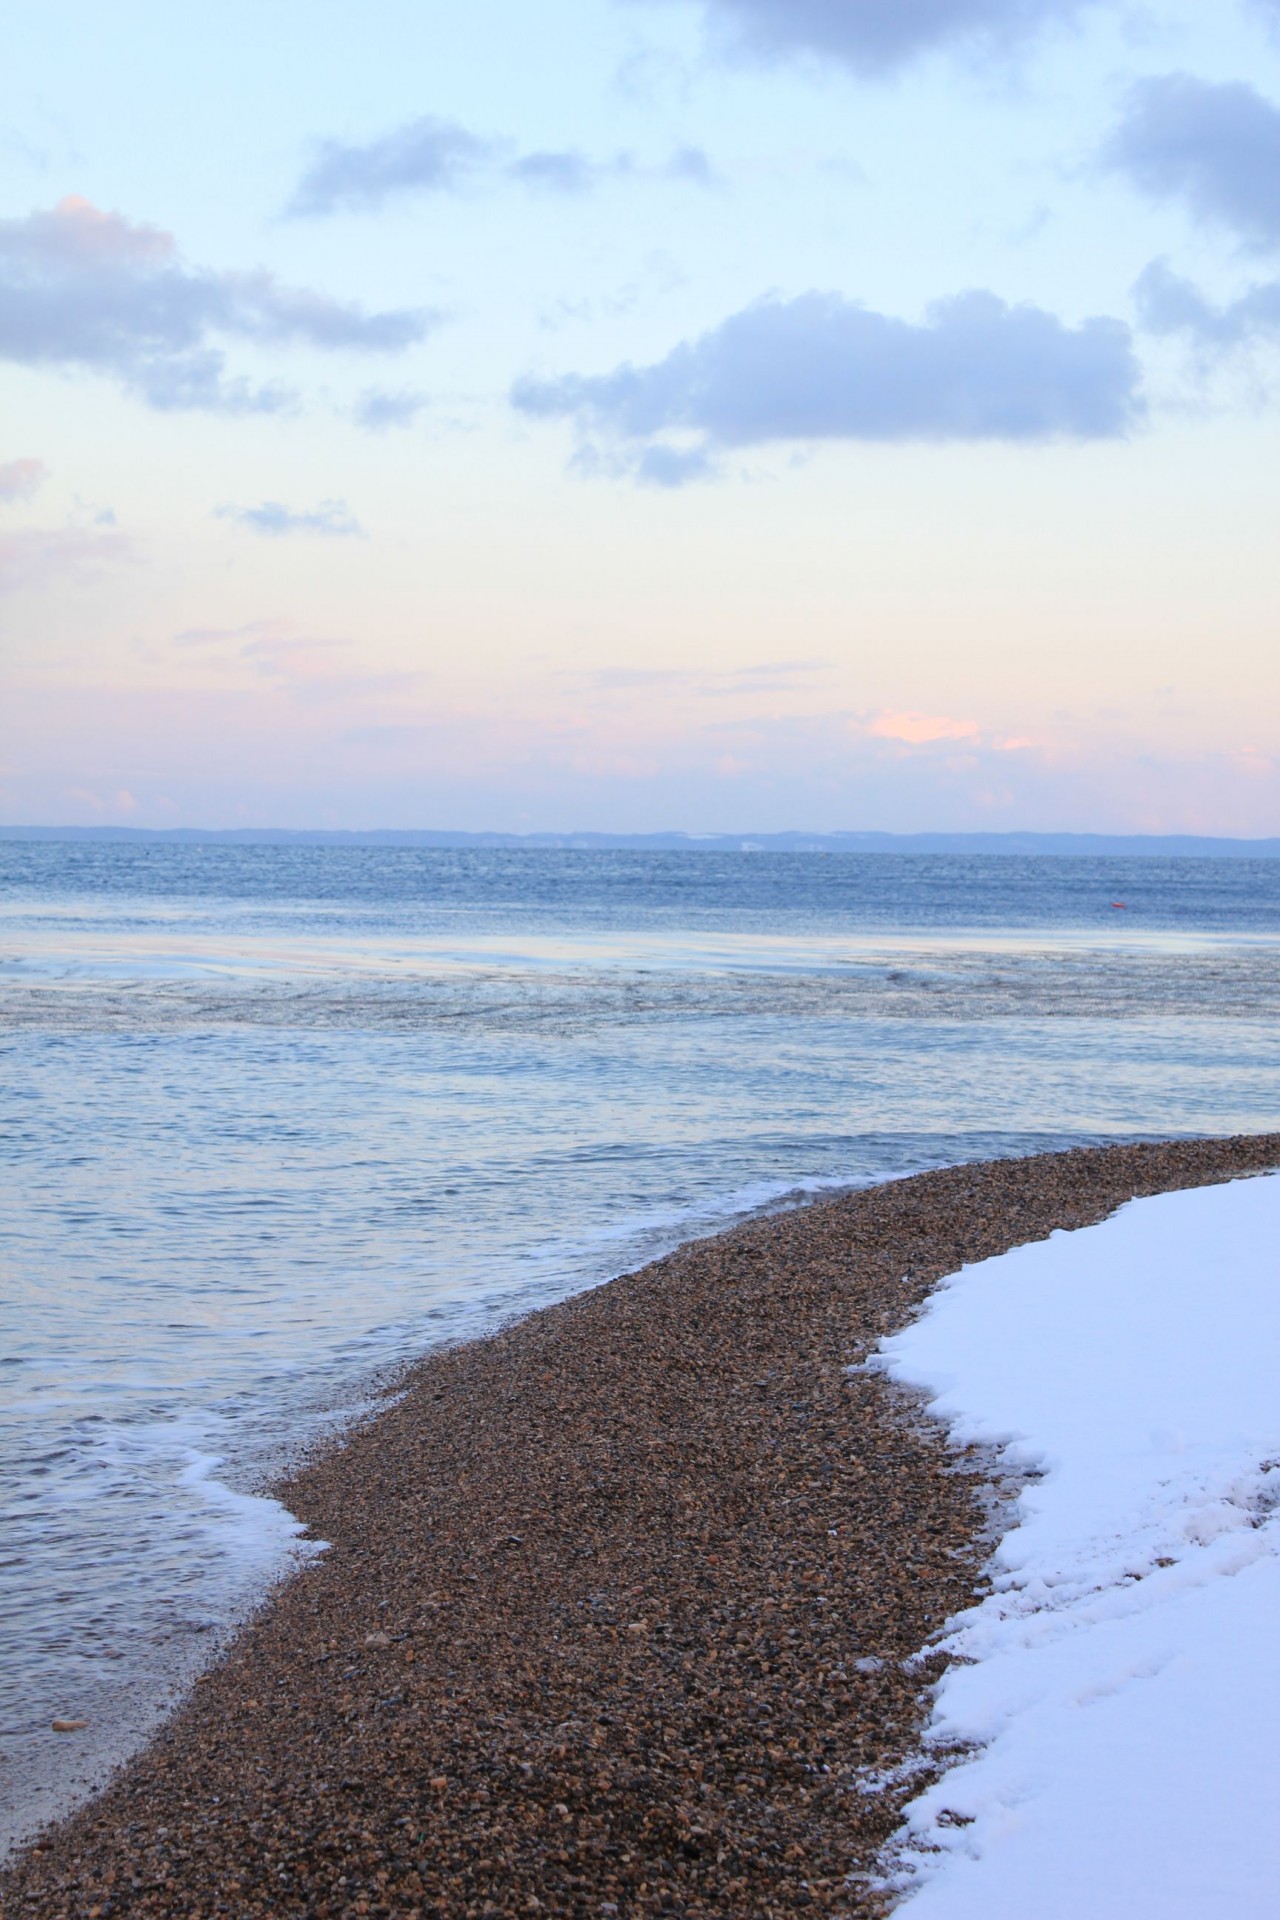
5;1135;1279;1919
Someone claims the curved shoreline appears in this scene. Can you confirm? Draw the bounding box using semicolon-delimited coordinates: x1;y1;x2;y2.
6;1135;1279;1919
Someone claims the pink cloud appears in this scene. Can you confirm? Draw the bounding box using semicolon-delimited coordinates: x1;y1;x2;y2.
1229;746;1274;779
867;710;980;745
240;633;353;683
171;616;292;647
35;195;175;268
0;457;47;503
0;525;133;594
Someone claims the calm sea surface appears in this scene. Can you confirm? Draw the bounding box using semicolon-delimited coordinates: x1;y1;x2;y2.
3;844;1280;1846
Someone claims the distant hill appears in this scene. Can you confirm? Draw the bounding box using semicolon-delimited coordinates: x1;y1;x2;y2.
3;825;1279;857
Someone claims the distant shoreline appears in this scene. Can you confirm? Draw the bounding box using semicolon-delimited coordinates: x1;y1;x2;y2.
5;825;1280;857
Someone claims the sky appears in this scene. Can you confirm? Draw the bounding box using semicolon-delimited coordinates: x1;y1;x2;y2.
3;0;1280;835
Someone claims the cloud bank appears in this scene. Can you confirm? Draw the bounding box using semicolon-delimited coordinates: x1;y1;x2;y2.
513;289;1142;480
0;197;432;411
215;500;363;537
1106;75;1280;253
21;671;1274;839
637;0;1096;75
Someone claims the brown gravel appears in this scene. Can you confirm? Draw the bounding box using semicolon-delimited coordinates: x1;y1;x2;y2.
5;1135;1278;1920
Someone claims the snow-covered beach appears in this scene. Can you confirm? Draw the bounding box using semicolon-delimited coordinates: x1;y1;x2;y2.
880;1173;1280;1917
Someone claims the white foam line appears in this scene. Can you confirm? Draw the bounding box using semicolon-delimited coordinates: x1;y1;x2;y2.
176;1445;328;1575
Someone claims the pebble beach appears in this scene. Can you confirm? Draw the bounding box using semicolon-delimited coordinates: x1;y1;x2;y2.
5;1133;1279;1920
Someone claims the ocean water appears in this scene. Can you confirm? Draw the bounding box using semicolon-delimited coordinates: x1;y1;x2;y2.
3;844;1280;1849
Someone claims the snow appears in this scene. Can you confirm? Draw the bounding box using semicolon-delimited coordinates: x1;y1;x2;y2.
872;1172;1280;1918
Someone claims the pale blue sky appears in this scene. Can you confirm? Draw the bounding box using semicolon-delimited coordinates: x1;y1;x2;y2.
3;0;1280;832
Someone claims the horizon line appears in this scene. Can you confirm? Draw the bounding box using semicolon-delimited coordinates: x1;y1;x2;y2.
4;824;1280;857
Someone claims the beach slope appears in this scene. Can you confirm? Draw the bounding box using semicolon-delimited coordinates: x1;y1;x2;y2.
5;1135;1278;1919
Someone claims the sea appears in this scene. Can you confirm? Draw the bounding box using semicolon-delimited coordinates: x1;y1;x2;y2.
3;842;1280;1850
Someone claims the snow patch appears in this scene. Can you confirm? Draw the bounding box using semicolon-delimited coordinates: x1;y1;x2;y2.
875;1173;1280;1917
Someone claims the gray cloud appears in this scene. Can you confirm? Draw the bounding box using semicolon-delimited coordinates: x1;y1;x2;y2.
290;117;494;216
1134;257;1280;349
352;387;428;432
291;115;713;215
0;456;47;502
635;0;1096;75
215;499;363;538
513;289;1142;481
666;145;717;185
0;197;432;412
508;146;715;194
509;150;607;193
1105;75;1280;252
634;442;718;487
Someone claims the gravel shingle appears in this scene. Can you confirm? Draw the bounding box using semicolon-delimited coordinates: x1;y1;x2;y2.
6;1135;1278;1919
